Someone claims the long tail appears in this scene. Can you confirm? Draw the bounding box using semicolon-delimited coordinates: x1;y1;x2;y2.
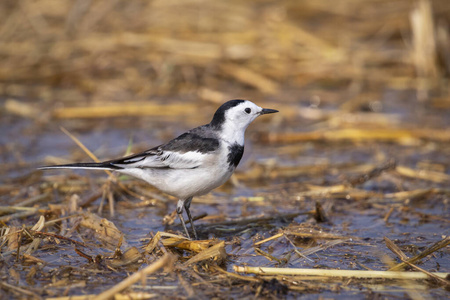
38;161;123;171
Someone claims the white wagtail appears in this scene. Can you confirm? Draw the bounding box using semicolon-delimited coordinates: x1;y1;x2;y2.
39;100;278;239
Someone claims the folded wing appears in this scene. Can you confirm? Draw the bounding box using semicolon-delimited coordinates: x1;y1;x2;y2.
110;131;220;170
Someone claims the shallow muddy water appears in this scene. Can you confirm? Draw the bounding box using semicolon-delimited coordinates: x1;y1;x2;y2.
1;88;449;299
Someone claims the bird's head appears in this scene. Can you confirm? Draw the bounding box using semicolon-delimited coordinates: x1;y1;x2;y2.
210;99;278;143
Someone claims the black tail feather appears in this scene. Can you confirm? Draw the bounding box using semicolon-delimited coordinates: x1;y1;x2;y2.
38;161;123;170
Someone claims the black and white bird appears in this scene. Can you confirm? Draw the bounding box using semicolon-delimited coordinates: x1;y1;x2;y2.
39;100;278;239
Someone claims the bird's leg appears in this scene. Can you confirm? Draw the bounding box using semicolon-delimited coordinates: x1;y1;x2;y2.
176;199;191;239
184;197;198;240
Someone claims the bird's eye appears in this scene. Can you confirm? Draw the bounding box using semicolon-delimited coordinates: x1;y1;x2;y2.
244;108;251;114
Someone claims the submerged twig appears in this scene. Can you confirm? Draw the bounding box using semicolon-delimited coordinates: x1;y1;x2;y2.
33;230;87;247
299;239;350;257
348;160;396;186
284;235;314;262
255;248;284;264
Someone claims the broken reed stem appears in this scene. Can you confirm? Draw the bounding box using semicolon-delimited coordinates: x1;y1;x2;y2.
388;237;450;271
93;253;175;300
0;210;39;222
233;266;449;279
47;292;158;300
254;233;284;246
348;160;396;186
384;237;409;261
383;206;395;223
60;126;119;216
15;193;51;207
0;282;41;299
212;265;261;283
59;126;112;176
299;239;350;257
53;103;197;119
395;166;450;183
183;241;226;266
177;272;195;298
401;260;450;287
262;128;450;144
255;248;284;264
0;206;39;214
219;63;279;94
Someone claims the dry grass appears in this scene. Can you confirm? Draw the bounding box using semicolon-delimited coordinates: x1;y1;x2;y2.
0;0;449;105
1;0;449;299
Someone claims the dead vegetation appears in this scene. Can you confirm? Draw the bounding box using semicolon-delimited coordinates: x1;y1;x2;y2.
1;0;449;299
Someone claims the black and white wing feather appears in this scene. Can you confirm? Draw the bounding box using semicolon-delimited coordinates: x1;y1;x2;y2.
111;130;220;169
38;128;220;171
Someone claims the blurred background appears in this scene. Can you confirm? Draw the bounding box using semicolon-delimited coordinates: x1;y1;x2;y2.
1;0;449;164
0;1;449;297
1;0;449;158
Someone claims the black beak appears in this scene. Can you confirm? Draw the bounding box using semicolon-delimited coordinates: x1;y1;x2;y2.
260;108;279;115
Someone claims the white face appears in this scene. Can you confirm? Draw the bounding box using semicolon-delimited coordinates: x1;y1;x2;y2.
224;101;264;131
218;100;277;145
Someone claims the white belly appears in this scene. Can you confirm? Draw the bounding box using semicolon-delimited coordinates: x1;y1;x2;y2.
118;151;234;200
